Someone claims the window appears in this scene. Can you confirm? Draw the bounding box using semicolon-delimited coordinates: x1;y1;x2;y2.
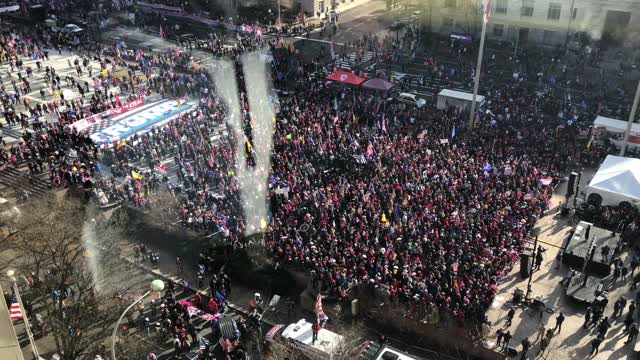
444;0;456;8
521;0;534;17
572;8;578;19
495;0;507;14
443;17;454;27
547;3;561;20
493;24;504;37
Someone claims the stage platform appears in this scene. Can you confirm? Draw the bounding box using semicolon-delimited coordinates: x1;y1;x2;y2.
565;272;607;304
562;221;620;276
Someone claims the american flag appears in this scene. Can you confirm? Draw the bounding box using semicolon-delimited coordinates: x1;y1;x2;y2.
352;154;367;164
219;337;232;352
482;0;492;23
155;163;167;175
8;293;22;321
315;293;328;323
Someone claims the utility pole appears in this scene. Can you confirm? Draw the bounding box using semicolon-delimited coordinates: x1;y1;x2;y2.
468;3;489;130
564;0;576;56
620;80;640;156
525;236;538;301
513;27;519;58
277;0;281;28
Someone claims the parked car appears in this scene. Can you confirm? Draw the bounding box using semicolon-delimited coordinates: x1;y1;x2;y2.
62;24;84;34
397;93;426;108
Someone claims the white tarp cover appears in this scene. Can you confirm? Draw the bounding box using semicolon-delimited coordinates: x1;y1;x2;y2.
586;155;640;206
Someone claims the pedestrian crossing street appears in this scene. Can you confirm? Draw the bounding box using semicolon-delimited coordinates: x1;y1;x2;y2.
0;51;105;110
335;50;374;71
0;50;134;143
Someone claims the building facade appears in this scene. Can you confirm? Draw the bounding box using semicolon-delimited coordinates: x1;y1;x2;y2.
298;0;369;20
426;0;640;47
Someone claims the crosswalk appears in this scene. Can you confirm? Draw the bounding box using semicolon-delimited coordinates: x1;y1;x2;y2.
0;125;26;140
0;52;104;112
0;165;50;198
335;50;374;71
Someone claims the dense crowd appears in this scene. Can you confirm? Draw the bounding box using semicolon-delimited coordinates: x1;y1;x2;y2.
88;47;574;329
0;17;622;333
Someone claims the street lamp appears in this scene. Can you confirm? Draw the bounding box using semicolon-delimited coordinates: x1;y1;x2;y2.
620;80;640;157
111;279;165;360
6;270;39;359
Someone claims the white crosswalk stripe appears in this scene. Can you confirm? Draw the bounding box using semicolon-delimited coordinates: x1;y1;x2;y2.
334;50;374;71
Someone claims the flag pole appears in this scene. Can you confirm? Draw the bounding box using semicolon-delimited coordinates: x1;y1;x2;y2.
620;79;640;157
468;5;489;131
8;271;39;359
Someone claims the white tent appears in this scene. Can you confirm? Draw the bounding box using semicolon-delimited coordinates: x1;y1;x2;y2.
585;155;640;207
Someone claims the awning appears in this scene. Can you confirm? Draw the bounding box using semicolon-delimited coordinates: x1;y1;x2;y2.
326;71;366;86
362;78;394;91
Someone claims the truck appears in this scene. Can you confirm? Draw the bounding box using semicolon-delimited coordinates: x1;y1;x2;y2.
265;319;345;360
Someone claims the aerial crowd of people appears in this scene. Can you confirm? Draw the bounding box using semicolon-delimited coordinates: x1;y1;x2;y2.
2;7;640;359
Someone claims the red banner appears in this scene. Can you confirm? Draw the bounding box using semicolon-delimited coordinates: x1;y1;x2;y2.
71;97;145;132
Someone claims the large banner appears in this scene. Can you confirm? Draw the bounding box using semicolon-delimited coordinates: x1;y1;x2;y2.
90;100;192;144
71;97;145;132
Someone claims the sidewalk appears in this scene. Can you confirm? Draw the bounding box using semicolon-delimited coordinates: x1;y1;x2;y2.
485;168;638;359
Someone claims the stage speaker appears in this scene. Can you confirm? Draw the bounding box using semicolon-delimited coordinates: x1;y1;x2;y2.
520;250;533;278
566;171;578;197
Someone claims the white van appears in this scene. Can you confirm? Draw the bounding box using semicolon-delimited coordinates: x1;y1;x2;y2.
265;319;345;360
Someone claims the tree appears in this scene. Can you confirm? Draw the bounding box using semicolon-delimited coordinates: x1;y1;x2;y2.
1;194;137;360
143;190;180;232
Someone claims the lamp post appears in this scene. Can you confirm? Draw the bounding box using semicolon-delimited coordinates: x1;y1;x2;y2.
111;279;164;360
620;80;640;157
278;0;282;28
468;3;489;131
7;270;39;359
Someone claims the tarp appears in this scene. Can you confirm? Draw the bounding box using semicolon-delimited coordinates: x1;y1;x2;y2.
362;78;394;91
586;155;640;207
326;71;366;86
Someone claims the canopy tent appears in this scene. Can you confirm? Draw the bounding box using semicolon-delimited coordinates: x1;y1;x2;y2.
326;71;366;86
362;78;394;91
586;155;640;207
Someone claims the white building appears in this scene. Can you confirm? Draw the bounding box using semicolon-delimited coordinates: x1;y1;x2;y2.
298;0;370;20
427;0;640;47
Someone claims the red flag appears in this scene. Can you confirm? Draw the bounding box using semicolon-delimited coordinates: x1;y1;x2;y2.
453;280;461;296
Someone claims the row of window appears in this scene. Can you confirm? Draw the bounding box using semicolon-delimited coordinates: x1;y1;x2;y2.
443;0;577;21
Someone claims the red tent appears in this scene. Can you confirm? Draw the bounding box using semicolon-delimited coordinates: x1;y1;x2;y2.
326;70;366;86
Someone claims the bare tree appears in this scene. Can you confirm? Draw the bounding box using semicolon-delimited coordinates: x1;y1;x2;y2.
143;190;180;231
1;194;142;360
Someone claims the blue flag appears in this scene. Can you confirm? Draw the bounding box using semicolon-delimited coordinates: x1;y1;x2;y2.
451;125;456;139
